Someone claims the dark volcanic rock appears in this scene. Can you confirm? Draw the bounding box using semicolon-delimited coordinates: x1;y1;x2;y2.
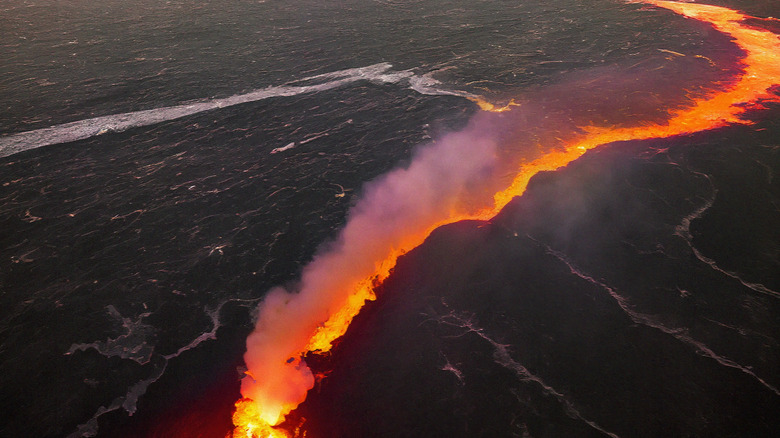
295;117;780;438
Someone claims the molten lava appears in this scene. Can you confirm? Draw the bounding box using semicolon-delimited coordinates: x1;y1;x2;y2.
232;2;780;437
232;398;290;438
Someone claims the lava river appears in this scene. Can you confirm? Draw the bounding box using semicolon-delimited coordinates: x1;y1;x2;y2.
232;1;780;437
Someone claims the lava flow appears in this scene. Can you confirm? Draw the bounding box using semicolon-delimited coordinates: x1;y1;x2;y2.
232;2;780;437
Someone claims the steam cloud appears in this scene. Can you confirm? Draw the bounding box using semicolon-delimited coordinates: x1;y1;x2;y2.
240;121;506;423
238;0;780;430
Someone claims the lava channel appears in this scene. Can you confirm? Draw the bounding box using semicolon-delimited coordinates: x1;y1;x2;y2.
232;2;780;437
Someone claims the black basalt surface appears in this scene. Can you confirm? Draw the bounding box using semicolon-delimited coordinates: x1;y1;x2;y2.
295;111;780;438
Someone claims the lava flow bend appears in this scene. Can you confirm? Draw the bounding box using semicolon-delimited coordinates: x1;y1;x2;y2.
232;2;780;437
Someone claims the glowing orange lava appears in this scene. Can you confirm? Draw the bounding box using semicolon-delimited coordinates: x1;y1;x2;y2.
469;98;520;113
232;2;780;437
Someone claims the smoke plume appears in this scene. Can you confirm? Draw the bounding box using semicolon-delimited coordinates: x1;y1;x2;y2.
236;1;780;435
240;120;508;425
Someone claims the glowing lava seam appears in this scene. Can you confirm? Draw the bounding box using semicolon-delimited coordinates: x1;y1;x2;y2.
232;2;780;437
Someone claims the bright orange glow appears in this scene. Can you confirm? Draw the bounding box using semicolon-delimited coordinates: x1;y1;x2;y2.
470;98;521;113
232;398;289;438
495;0;780;214
232;2;780;436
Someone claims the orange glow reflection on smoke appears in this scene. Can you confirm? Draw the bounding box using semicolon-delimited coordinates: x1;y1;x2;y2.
231;2;780;437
